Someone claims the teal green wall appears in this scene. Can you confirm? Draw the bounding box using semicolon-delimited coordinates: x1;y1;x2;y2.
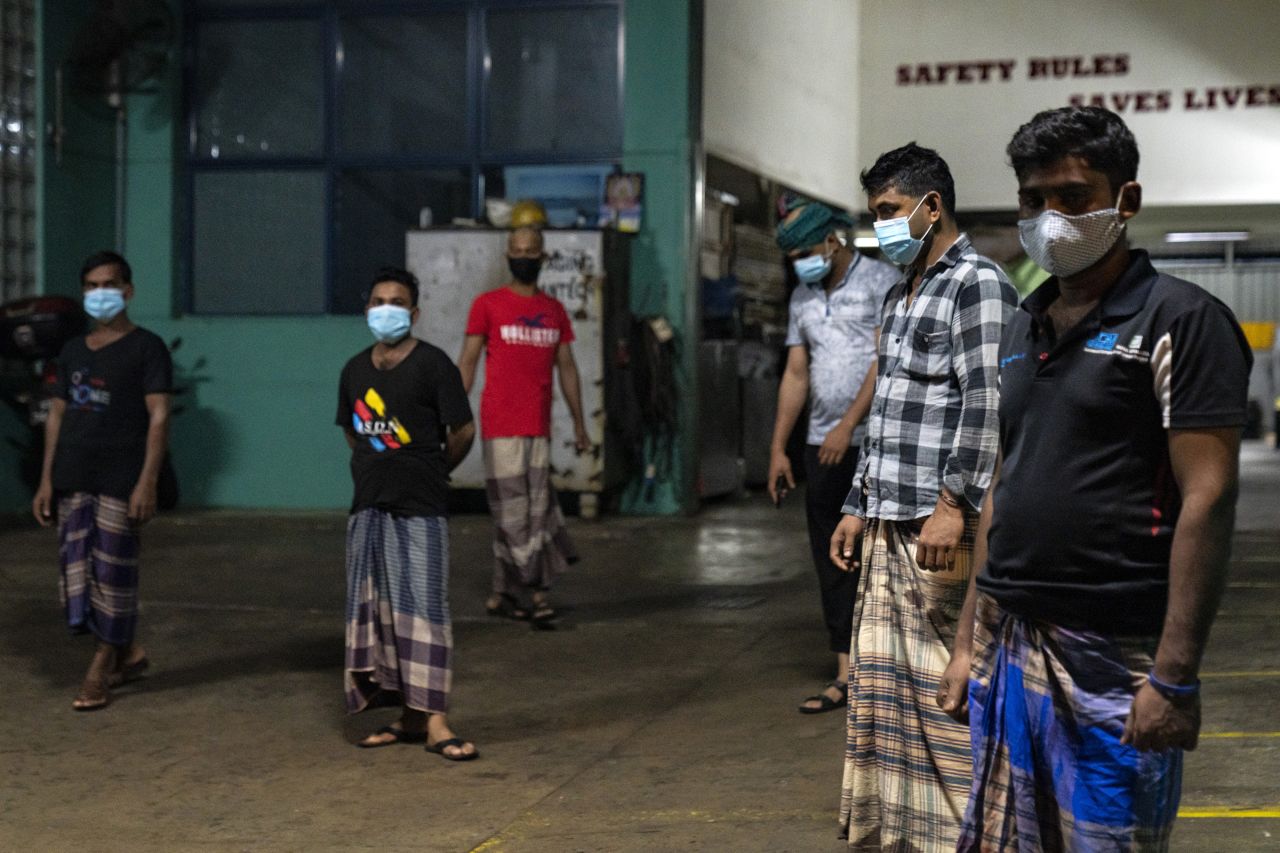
30;0;700;512
620;0;699;514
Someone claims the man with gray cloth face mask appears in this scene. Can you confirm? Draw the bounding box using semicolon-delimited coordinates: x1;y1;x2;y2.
769;196;898;715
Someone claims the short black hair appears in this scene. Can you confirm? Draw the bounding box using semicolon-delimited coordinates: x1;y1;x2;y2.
368;266;419;305
80;250;132;284
860;142;957;216
1007;107;1139;193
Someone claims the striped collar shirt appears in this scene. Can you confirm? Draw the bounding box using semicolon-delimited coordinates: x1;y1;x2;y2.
845;233;1018;520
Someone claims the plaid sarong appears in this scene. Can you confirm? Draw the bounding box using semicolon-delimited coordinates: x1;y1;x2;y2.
958;594;1181;852
345;509;452;715
839;518;974;851
57;492;140;646
483;437;577;595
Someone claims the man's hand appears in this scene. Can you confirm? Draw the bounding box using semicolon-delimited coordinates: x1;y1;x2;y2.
917;500;965;570
128;479;158;525
817;424;853;466
936;651;971;723
767;451;795;506
573;422;591;454
830;514;865;571
32;480;55;528
1122;683;1201;752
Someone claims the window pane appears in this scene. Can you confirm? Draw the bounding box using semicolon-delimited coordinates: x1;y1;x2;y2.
485;6;621;155
193;170;327;314
194;19;324;159
338;13;467;155
331;168;471;314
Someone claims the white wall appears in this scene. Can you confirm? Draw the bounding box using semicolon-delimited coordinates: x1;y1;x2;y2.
703;0;863;210
858;0;1280;210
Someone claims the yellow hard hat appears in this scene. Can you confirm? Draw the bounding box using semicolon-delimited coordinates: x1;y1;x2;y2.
510;199;548;229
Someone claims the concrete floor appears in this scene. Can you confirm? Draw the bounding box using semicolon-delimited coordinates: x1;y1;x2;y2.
1;442;1277;852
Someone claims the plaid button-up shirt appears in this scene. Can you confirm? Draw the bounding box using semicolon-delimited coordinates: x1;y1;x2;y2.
845;234;1017;520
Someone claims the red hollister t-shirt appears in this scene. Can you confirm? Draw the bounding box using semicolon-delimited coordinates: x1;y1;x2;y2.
465;286;575;439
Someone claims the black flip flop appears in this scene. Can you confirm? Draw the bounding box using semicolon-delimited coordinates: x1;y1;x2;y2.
357;725;428;749
798;681;848;715
426;737;479;761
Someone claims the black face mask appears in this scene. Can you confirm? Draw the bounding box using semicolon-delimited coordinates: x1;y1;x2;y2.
508;256;543;284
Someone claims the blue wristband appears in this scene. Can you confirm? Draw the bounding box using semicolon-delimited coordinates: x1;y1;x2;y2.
1147;671;1200;699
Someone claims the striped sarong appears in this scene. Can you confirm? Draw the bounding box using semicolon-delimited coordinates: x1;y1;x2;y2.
958;594;1181;852
345;509;452;715
839;518;974;851
483;437;577;595
57;493;140;646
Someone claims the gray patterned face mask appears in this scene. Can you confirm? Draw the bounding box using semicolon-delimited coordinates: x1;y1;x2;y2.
1017;191;1126;277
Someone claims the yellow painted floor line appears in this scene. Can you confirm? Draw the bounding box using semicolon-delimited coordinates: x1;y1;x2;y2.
1180;807;1280;818
1200;670;1280;679
1198;731;1280;739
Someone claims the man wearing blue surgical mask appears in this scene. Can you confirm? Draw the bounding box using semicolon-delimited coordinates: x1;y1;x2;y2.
828;143;1017;852
336;267;480;761
33;251;172;711
769;196;898;715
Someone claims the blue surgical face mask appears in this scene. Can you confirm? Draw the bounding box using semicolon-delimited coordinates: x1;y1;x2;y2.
792;249;833;284
83;287;127;322
366;305;412;343
873;194;934;266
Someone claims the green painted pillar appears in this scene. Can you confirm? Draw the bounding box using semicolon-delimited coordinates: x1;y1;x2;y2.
620;0;702;515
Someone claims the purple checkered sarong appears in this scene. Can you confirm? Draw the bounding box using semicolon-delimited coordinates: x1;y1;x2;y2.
57;493;140;646
345;509;452;714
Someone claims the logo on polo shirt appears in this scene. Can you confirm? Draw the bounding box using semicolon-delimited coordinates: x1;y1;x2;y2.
1084;332;1118;352
1084;331;1150;363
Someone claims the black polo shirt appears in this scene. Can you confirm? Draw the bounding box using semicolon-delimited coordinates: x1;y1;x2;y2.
978;250;1251;634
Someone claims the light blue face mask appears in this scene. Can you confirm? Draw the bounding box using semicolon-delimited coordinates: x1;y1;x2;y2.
366;305;412;343
793;249;833;284
83;287;127;322
873;194;934;266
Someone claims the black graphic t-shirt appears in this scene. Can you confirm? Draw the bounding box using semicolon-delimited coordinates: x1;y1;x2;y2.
52;327;173;499
336;340;473;517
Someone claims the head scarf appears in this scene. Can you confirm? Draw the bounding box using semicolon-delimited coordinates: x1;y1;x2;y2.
775;195;853;252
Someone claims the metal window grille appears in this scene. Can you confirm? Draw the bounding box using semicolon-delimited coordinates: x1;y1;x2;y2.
0;0;38;303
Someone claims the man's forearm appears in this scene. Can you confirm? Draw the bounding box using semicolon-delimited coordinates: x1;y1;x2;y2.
770;372;808;453
559;364;585;427
39;404;64;484
445;424;476;471
1153;493;1236;683
136;413;170;486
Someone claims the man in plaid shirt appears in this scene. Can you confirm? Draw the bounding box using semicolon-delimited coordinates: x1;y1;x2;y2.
829;143;1017;852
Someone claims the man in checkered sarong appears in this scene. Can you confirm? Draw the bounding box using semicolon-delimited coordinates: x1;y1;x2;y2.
828;144;1017;851
337;267;478;760
33;251;171;712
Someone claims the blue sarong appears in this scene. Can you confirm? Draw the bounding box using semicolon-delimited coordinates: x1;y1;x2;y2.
58;493;140;646
958;594;1182;852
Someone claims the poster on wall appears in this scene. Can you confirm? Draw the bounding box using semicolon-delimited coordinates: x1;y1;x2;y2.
858;0;1280;208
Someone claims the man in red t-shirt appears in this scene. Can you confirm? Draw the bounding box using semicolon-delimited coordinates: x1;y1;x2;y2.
459;226;589;628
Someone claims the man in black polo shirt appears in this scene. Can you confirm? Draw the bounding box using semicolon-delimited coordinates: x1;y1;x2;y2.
939;107;1252;851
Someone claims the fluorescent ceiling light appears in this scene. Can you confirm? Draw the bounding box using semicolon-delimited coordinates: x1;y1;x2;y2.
1164;231;1250;243
854;236;880;249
